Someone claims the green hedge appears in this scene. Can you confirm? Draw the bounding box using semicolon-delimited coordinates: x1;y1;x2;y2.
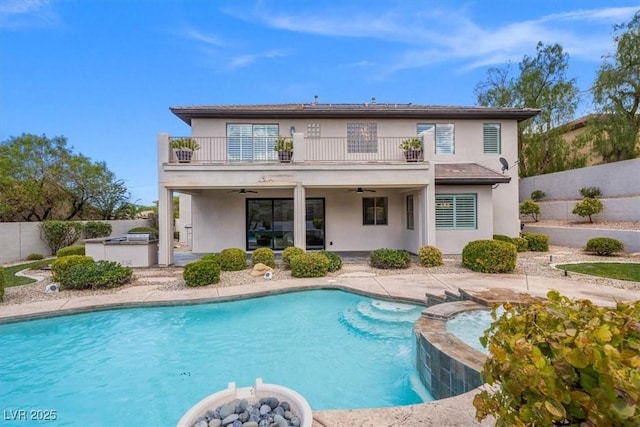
522;233;549;252
251;247;276;268
219;248;247;271
282;247;304;269
462;240;517;273
291;252;329;278
418;245;443;267
512;237;529;252
493;234;515;244
320;250;343;272
83;221;112;239
58;260;132;290
50;255;94;282
183;258;221;287
369;248;411;269
584;237;624;256
0;266;5;302
56;245;86;258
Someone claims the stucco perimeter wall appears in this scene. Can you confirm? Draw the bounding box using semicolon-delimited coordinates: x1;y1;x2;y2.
522;225;640;253
519;159;640;222
0;220;152;264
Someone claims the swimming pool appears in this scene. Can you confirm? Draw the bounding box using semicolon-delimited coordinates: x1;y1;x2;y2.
0;290;432;426
446;309;501;354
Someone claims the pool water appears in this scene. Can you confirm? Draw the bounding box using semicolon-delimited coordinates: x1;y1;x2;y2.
0;290;432;426
446;309;501;354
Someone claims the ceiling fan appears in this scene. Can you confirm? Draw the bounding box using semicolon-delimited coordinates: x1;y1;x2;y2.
228;188;258;194
348;187;376;193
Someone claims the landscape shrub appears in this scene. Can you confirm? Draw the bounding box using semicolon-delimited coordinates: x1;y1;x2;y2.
369;248;411;269
282;247;305;269
417;245;443;267
522;232;549;252
572;197;604;223
0;266;4;302
128;226;158;237
462;240;517;273
474;290;640;426
26;253;44;261
58;260;132;290
290;252;329;278
493;234;515;244
183;258;221;287
530;190;546;202
584;237;624;256
219;248;247;271
83;221;112;239
579;186;602;198
40;220;84;255
200;253;221;265
512;237;529;252
320;250;343;272
251;247;276;268
50;255;94;282
56;245;85;258
519;200;540;222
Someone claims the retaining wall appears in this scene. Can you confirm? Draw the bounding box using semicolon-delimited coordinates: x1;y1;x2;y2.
522;224;640;253
0;220;152;264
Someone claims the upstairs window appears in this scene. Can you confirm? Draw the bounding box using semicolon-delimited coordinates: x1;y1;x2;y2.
347;123;378;153
418;123;454;154
483;123;501;154
307;123;321;137
435;194;476;229
227;124;279;161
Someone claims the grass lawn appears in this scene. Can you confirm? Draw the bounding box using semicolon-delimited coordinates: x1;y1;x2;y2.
555;262;640;282
2;260;52;287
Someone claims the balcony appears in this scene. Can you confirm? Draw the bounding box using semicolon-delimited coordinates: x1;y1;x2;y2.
166;136;425;164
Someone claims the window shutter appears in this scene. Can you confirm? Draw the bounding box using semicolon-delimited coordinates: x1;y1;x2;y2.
435;124;454;154
483;124;501;154
435;194;476;229
455;195;477;229
435;195;454;228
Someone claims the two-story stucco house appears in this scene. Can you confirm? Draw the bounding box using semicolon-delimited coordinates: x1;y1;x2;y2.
157;102;538;266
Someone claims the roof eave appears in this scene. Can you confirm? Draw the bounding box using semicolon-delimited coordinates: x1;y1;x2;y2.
435;176;512;185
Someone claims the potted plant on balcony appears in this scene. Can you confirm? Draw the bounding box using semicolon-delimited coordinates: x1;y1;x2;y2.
274;136;293;163
399;137;422;162
171;138;200;163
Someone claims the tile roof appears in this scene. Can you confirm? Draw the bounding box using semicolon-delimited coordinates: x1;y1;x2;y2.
435;163;511;185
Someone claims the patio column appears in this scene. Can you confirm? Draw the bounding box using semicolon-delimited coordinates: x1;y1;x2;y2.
292;132;305;163
293;183;306;249
158;186;174;266
421;132;437;248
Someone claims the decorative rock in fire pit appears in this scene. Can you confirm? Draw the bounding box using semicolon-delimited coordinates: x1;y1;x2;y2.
177;378;312;427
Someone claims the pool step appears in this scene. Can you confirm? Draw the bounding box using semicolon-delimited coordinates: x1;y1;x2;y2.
340;301;422;339
425;289;474;307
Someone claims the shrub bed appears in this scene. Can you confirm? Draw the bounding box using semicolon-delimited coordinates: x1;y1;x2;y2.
251;247;276;268
282;247;304;269
522;232;549;252
26;253;44;260
0;266;4;302
58;261;132;290
512;237;529;252
493;234;515;244
128;227;158;237
200;253;221;265
51;255;94;282
418;245;443;267
183;258;221;287
219;248;247;271
462;240;517;273
369;248;411;269
56;245;86;258
320;250;343;272
584;237;624;256
83;221;112;239
291;252;329;278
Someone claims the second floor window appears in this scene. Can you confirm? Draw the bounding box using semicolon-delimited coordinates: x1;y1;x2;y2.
347;123;378;153
418;123;455;154
483;123;501;154
227;124;279;161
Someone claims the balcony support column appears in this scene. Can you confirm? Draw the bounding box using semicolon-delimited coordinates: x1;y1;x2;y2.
292;133;305;163
293;182;306;249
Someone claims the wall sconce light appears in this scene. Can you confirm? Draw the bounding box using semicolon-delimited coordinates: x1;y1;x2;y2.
290;126;296;136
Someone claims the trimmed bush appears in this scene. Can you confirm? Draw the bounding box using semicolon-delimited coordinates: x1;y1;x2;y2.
183;259;221;287
474;291;640;426
512;237;529;252
219;248;247;271
530;190;546;202
56;245;85;258
50;255;94;282
251;247;276;268
493;234;515;244
320;250;343;272
369;248;411;269
40;220;83;254
26;253;44;260
418;245;443;267
128;226;158;237
519;200;540;222
290;252;329;278
83;221;112;239
522;232;550;252
282;247;305;269
462;240;517;273
579;186;602;198
58;260;132;290
584;237;624;256
572;197;604;223
200;253;221;265
0;266;5;302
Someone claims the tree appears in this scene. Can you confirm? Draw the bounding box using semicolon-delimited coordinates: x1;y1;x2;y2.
588;11;640;163
519;200;540;222
90;176;136;220
572;197;604;223
475;43;585;177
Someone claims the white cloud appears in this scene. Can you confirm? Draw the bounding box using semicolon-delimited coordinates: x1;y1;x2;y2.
228;49;288;69
181;27;225;48
0;0;58;29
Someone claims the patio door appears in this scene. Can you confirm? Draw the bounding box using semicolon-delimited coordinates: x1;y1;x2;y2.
246;198;325;250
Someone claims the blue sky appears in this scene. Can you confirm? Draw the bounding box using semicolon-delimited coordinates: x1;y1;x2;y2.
1;1;638;205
